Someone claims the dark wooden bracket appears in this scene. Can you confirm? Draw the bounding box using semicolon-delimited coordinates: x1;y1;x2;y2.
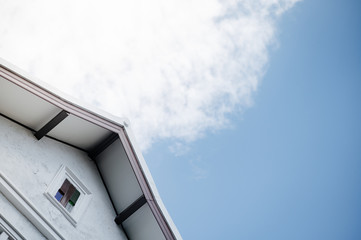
114;195;147;224
34;110;69;140
88;132;119;159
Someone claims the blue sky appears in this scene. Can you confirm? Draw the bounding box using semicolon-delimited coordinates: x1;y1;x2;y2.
145;1;361;239
1;0;360;239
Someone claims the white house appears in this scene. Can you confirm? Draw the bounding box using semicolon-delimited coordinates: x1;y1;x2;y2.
0;58;181;240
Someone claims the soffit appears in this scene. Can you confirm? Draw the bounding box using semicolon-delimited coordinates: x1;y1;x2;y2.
0;75;112;151
0;75;61;131
95;138;143;213
47;114;111;151
122;204;166;240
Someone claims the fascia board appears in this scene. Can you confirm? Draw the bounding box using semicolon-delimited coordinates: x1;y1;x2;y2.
122;124;183;240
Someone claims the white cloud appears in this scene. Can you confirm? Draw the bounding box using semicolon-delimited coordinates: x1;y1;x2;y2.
168;142;191;157
0;0;300;150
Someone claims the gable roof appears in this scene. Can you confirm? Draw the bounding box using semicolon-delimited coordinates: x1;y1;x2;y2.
0;58;181;240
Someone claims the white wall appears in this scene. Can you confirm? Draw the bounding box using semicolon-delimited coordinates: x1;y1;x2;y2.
0;116;127;240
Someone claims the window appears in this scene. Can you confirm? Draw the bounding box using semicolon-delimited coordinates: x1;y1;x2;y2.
54;179;80;212
45;165;92;226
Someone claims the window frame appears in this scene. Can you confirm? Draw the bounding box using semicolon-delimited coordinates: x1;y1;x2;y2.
44;165;92;226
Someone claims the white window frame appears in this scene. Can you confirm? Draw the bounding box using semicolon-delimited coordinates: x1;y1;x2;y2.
44;165;92;226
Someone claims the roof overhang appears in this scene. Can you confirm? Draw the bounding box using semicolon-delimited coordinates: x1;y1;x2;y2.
0;58;181;240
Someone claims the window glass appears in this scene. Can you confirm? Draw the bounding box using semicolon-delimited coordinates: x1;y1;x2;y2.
55;179;80;212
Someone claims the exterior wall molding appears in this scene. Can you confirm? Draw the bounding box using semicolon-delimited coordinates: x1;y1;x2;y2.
0;171;65;240
0;214;26;240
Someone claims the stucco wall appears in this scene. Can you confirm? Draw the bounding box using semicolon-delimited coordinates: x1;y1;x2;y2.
0;115;127;239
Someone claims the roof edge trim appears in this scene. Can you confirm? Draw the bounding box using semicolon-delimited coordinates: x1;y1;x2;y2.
118;128;182;240
0;58;127;132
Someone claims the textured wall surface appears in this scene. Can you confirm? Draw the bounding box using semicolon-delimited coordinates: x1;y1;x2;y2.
0;115;127;239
